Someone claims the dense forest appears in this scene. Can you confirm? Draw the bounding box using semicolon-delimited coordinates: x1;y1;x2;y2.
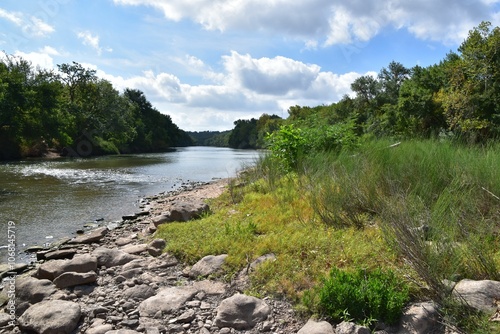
226;21;500;149
0;59;192;160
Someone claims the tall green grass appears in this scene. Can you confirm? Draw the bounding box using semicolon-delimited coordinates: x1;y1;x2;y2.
155;139;500;332
299;139;500;299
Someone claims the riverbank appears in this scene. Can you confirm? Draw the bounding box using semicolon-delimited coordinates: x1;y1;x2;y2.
0;178;311;333
1;177;494;334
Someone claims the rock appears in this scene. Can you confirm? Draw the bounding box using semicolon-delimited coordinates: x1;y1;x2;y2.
395;301;440;334
25;245;46;252
0;312;11;327
53;271;97;289
297;319;335;334
249;253;276;272
43;248;77;260
0;263;29;278
122;285;156;301
68;226;108;244
16;277;57;304
147;239;166;257
116;237;134;246
168;200;210;222
452;279;500;313
37;254;98;280
189;254;228;278
177;309;196;323
336;321;370;334
192;280;228;295
121;243;148;254
92;248;139;268
151;213;170;227
106;330;142;334
139;287;198;317
86;324;113;334
18;300;81;334
214;294;271;330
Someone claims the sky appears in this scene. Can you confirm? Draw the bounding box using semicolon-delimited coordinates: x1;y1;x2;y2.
1;1;500;131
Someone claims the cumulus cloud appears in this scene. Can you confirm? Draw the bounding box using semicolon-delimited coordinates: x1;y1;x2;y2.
113;0;500;46
223;51;321;95
96;51;364;130
0;8;54;38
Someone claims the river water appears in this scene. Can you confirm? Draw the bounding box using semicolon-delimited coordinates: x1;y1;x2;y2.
0;147;260;262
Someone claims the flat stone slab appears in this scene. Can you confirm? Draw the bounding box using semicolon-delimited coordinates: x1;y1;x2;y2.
36;254;97;281
53;271;97;289
139;287;198;317
189;254;228;278
92;248;139;268
68;227;108;244
121;244;148;254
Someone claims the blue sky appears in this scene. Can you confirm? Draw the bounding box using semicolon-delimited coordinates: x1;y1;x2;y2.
1;0;499;131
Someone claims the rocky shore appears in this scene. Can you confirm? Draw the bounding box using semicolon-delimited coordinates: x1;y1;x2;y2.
1;178;499;334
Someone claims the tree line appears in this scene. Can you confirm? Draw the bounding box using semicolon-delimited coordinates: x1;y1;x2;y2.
226;21;500;150
0;57;192;160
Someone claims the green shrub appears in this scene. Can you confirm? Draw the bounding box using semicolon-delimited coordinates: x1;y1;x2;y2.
315;267;409;325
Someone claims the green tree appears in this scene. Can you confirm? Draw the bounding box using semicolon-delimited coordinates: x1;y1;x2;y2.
440;22;500;141
228;118;258;149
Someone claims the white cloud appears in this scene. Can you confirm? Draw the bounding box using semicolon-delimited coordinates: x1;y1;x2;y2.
0;8;23;25
0;8;54;38
222;51;321;95
13;50;56;70
113;0;500;46
77;31;112;55
94;51;365;130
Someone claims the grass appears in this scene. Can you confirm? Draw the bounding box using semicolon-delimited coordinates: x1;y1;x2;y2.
156;139;500;333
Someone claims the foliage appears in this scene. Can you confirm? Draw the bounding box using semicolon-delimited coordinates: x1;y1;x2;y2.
0;55;191;159
313;267;409;325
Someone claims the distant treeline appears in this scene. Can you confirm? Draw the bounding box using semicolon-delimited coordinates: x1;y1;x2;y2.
0;57;192;160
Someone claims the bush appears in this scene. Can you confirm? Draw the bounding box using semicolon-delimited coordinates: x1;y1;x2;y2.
315;267;409;325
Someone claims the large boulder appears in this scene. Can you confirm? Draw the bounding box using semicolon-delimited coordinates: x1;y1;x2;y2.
168;200;209;222
16;277;57;304
452;279;500;313
297;319;335;334
92;247;138;268
18;300;81;334
36;254;97;280
139;287;198;317
214;294;271;330
189;254;228;278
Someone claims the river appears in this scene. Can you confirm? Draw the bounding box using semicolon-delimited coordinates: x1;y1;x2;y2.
0;147;260;262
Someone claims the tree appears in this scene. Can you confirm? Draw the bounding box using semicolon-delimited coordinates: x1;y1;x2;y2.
228;118;258;149
378;61;410;104
440;22;500;141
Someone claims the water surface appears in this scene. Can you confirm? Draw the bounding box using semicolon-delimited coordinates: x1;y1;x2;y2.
0;147;259;261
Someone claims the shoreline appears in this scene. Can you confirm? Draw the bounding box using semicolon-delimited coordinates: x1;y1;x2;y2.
0;176;309;334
